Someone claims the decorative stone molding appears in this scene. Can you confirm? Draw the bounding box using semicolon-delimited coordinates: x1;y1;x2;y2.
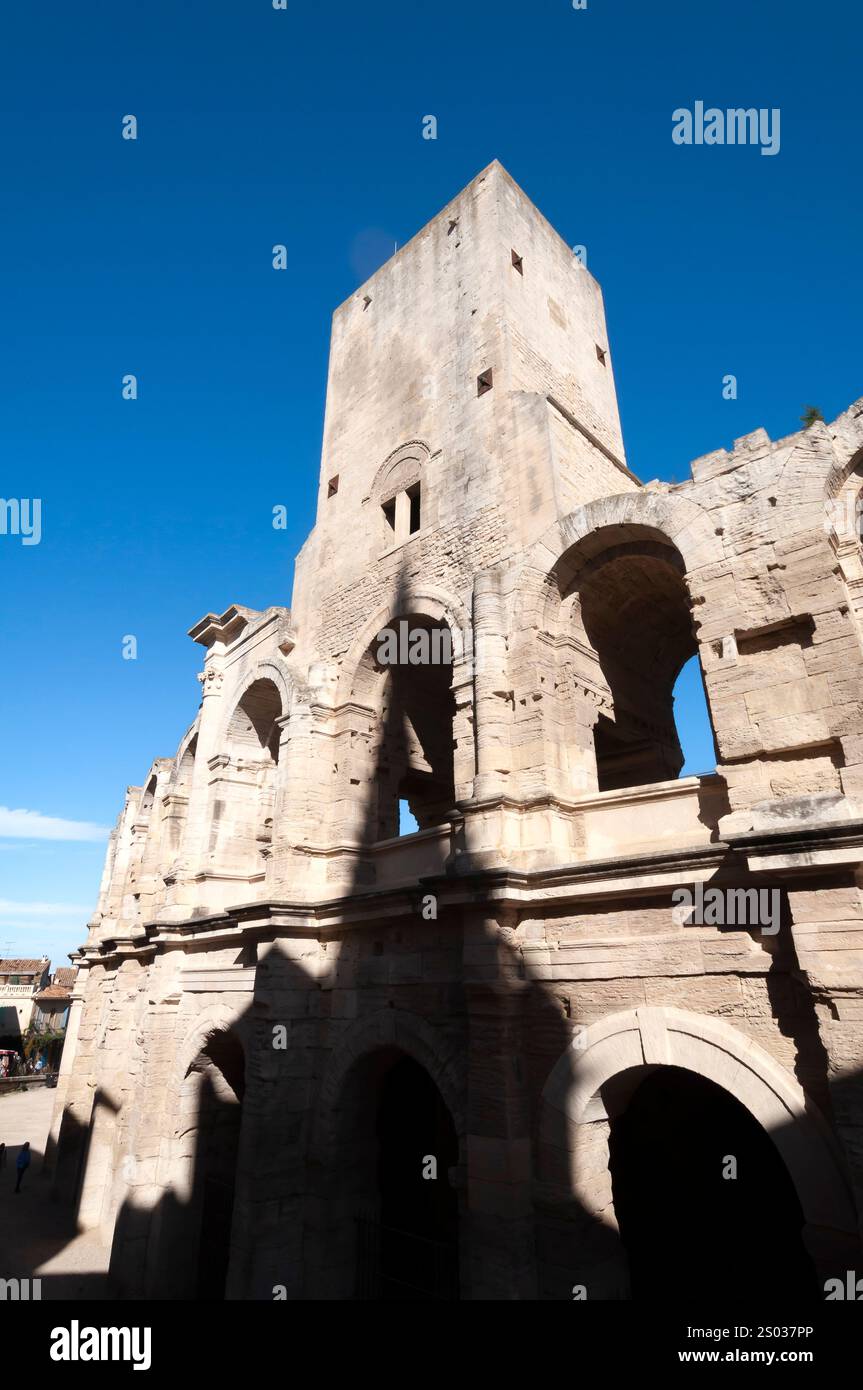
366;440;431;503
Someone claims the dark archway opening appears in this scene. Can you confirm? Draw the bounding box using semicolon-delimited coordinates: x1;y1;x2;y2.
558;532;717;792
227;678;283;765
579;544;696;790
607;1066;818;1301
374;615;456;836
357;1053;459;1299
192;1030;246;1300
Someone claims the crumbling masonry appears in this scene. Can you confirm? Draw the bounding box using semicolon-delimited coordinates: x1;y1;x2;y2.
49;162;863;1300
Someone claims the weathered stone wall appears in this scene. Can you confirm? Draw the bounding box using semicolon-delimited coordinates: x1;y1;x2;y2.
49;162;863;1301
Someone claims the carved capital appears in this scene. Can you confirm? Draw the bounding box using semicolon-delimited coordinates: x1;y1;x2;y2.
197;667;224;697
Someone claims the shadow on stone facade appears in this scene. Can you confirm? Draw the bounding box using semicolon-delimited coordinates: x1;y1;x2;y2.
37;568;859;1301
34;165;863;1304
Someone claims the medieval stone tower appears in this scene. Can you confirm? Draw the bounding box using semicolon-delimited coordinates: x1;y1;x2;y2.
49;162;863;1301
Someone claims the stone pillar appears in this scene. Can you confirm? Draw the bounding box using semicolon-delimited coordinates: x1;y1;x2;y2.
268;666;339;896
394;488;411;543
472;571;511;801
134;760;173;924
159;657;226;919
786;879;863;1253
44;979;86;1177
267;693;319;894
463;908;537;1298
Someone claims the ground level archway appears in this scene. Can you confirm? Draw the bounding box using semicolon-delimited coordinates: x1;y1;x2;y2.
148;1025;246;1300
608;1065;817;1299
538;1007;858;1298
310;1011;464;1299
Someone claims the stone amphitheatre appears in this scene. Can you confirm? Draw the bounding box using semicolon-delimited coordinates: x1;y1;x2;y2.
47;162;863;1300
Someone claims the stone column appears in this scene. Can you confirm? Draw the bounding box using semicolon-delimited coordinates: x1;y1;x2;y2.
159;657;226;919
462;908;537;1298
267;693;319;895
787;878;863;1262
472;570;511;801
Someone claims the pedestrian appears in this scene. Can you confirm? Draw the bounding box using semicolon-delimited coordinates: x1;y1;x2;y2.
0;1142;6;1170
14;1141;30;1193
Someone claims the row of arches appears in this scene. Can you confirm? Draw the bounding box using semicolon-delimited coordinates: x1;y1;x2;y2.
123;676;288;911
144;1005;855;1301
122;530;723;934
121;450;863;914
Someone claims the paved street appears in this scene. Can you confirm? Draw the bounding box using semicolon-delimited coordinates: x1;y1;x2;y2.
0;1087;111;1298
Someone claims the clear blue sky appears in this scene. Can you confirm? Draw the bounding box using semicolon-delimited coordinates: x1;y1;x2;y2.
1;0;860;967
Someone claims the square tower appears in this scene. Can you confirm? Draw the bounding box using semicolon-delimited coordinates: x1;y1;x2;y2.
292;161;639;645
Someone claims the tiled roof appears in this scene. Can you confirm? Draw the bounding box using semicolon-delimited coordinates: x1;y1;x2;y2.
53;968;77;987
0;959;44;973
35;985;72;1002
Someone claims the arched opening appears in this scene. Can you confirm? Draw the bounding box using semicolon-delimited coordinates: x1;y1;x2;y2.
175;734;197;795
557;531;714;791
827;459;863;641
673;654;718;775
218;678;283;868
226;678;282;765
328;1045;460;1300
607;1066;818;1300
163;735;197;856
370;1054;460;1299
139;776;157;817
173;1029;246;1300
356;614;456;840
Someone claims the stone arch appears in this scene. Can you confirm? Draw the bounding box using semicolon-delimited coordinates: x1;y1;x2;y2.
306;1007;465;1298
515;490;722;640
146;1004;251;1298
774;399;863;530
337;584;472;706
312;1007;465;1166
159;729;199;862
817;398;863;503
825;449;863;542
211;668;292;873
220;661;293;744
173;1004;252;1090
332;587;474;843
173;733;198;793
820;425;863;649
367;439;431;503
538;1006;857;1280
511;496;721;798
173;721;200;771
137;770;159;818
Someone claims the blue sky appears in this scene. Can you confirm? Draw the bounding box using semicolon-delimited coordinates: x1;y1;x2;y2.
1;0;860;967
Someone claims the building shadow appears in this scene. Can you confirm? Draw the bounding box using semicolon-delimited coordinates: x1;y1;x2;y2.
32;561;863;1301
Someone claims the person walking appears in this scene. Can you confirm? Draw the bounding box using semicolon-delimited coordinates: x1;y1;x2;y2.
14;1141;30;1193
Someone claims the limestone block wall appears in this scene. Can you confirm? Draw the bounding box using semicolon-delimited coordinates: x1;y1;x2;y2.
502;402;863;818
49;164;863;1301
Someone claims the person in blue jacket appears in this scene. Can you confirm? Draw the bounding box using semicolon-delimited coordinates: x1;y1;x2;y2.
14;1141;31;1193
